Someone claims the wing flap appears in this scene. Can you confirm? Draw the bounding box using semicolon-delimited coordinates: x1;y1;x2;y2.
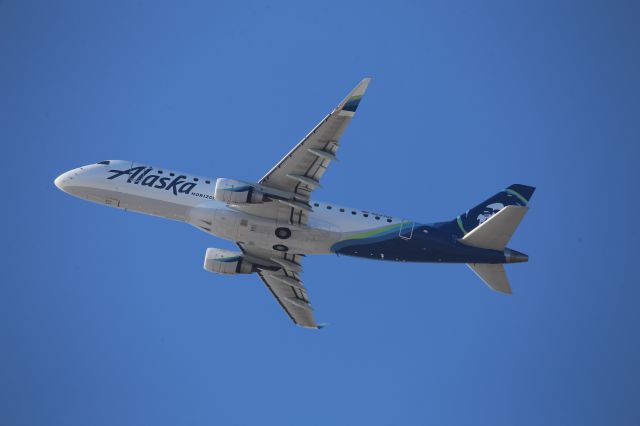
238;244;321;329
258;271;319;328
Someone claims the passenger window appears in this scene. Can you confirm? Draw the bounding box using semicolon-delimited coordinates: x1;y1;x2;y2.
387;219;392;223
158;170;163;174
314;203;319;207
170;173;175;176
194;178;199;182
375;216;380;220
340;208;345;212
351;211;356;215
327;206;332;210
205;180;210;184
363;213;369;218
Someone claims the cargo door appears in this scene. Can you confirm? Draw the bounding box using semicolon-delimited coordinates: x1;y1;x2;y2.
87;193;120;208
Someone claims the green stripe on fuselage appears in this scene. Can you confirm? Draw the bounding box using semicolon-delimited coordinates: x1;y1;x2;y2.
342;222;403;241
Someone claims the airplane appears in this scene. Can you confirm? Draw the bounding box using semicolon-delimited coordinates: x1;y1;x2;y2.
54;78;535;329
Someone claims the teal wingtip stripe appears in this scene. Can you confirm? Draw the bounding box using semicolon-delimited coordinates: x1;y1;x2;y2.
456;216;467;235
342;95;362;112
505;188;529;205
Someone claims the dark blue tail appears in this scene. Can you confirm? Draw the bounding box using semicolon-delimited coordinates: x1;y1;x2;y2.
437;184;536;238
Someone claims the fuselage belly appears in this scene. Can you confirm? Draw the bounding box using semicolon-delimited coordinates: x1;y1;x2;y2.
55;160;509;264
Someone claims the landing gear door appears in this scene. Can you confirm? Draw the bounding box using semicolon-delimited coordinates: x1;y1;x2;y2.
399;220;414;240
276;204;306;227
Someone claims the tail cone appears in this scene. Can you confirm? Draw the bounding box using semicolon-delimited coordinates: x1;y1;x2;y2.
504;248;528;263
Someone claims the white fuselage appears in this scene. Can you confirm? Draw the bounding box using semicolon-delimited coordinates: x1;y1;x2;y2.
54;160;402;255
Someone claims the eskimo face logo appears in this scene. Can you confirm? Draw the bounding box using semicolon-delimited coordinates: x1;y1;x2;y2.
107;166;197;196
477;203;504;225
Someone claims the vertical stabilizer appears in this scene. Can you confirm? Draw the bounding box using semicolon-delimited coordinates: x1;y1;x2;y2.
438;184;535;238
467;263;512;294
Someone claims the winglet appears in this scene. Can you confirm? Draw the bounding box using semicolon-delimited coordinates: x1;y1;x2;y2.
337;77;372;114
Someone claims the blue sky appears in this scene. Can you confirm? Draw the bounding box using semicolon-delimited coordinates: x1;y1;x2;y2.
1;1;639;425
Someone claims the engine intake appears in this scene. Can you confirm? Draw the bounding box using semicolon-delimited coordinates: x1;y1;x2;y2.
203;248;254;275
214;178;265;204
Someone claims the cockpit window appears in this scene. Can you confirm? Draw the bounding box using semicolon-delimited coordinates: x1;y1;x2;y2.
97;160;111;165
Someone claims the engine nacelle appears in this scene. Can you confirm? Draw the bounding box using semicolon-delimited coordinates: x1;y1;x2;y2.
214;178;265;204
203;248;254;275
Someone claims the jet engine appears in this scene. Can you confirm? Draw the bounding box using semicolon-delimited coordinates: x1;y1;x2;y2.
203;248;256;275
214;178;266;204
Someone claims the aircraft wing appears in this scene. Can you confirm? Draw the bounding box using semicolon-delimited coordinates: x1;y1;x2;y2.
237;243;321;329
230;78;371;226
260;78;371;200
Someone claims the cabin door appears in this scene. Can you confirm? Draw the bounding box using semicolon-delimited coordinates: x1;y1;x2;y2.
398;220;414;240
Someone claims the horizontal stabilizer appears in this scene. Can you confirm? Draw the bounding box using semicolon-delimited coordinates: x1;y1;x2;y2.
467;263;512;294
461;205;528;251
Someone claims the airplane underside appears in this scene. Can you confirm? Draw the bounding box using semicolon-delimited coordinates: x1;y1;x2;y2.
55;78;535;328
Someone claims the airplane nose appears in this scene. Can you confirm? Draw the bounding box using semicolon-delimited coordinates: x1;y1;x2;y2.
54;171;73;192
54;174;65;190
54;167;93;197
